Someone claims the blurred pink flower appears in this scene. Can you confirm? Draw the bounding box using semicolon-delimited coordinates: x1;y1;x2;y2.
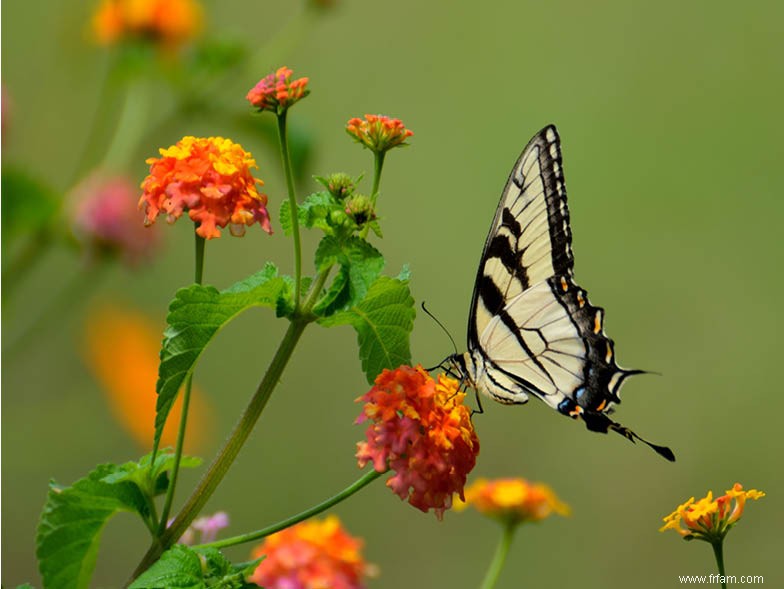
70;172;159;265
172;511;229;545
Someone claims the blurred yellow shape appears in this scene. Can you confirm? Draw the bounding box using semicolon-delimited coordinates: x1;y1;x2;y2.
84;304;212;452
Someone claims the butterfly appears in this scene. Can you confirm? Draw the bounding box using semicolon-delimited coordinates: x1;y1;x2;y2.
443;125;675;461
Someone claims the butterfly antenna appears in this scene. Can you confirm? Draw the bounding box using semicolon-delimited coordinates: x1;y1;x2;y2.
421;301;458;356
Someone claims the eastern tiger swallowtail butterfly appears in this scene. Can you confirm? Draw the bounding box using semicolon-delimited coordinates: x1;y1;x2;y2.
445;125;675;462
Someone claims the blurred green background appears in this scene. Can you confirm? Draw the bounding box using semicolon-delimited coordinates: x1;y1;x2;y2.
3;0;783;587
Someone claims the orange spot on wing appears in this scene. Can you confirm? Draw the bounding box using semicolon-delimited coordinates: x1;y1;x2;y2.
593;312;602;334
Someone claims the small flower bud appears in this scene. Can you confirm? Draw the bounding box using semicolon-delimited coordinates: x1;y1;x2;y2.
344;193;375;226
316;173;356;200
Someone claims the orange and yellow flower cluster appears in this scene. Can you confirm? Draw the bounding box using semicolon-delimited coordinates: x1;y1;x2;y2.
249;516;374;589
139;136;271;239
458;477;570;525
92;0;202;47
356;365;479;518
246;67;310;114
346;115;413;154
660;483;765;542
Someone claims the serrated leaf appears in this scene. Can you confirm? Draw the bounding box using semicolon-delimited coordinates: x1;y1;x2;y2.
154;263;290;454
131;546;260;589
318;275;415;383
36;464;148;589
313;237;384;317
130;545;204;589
279;191;335;236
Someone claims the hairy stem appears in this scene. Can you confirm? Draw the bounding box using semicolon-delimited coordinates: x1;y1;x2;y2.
128;317;308;583
277;111;302;310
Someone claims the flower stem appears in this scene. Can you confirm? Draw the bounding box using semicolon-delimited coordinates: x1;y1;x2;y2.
197;469;384;551
128;317;309;584
276;111;302;310
711;541;727;589
100;79;150;172
479;521;517;589
157;233;206;533
370;150;386;206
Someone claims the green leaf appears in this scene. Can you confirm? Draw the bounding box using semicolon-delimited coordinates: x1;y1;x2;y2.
1;167;60;245
154;263;290;454
36;464;148;589
129;545;204;589
318;275;415;383
130;545;261;589
313;236;384;316
15;584;36;588
103;450;202;498
279;191;335;236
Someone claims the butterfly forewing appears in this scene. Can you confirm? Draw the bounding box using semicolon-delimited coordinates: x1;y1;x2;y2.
455;124;674;461
469;126;573;344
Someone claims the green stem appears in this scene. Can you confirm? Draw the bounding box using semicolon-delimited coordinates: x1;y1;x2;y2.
278;110;302;313
157;233;206;532
100;79;151;172
359;150;386;240
198;469;384;551
128;317;309;584
276;110;302;310
711;541;727;589
370;150;386;206
479;521;517;589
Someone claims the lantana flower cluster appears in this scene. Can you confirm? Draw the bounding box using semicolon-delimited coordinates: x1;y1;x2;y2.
139;136;271;239
356;365;479;518
92;0;202;47
250;516;374;589
346;114;413;154
660;483;765;543
457;477;570;526
246;66;310;114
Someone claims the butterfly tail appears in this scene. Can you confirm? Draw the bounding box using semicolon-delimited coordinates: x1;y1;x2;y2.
582;410;675;462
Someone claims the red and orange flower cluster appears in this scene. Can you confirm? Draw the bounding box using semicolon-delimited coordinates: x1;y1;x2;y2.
660;482;765;542
346;115;413;154
249;516;374;589
92;0;202;47
356;365;479;518
457;477;570;525
139;136;271;239
246;67;310;114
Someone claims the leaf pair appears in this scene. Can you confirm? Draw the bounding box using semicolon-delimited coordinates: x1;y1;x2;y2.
36;452;201;589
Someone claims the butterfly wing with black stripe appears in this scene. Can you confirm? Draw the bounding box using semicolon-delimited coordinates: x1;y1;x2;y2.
456;125;674;461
